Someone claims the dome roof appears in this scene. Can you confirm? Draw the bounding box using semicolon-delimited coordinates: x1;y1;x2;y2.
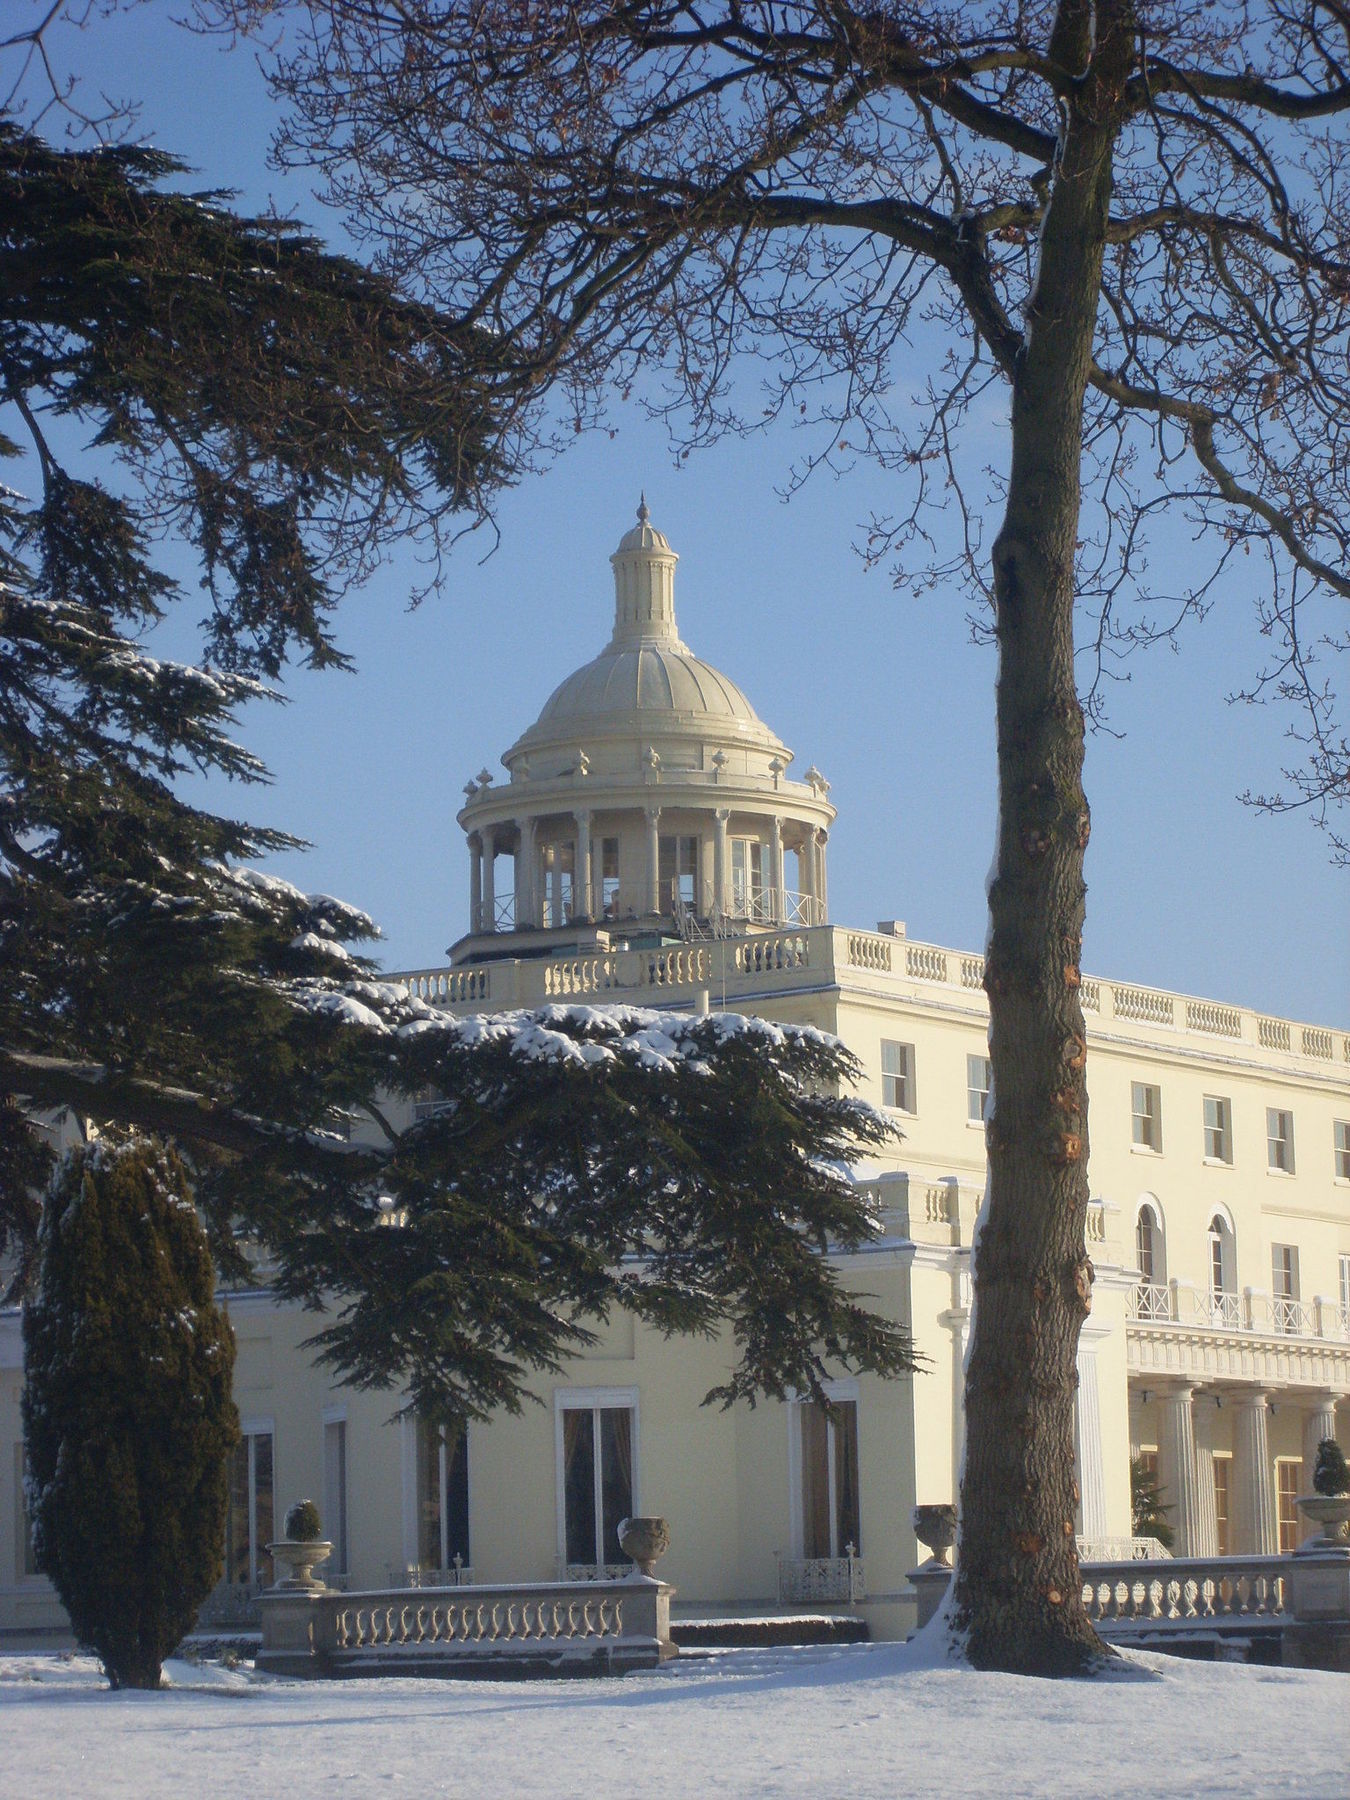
531;643;764;730
504;500;789;763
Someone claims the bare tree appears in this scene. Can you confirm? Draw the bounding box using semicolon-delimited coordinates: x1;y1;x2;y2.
209;0;1350;1672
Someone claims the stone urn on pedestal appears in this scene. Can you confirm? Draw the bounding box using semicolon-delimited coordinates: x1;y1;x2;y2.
267;1498;333;1591
908;1503;957;1630
618;1516;671;1579
1296;1440;1350;1550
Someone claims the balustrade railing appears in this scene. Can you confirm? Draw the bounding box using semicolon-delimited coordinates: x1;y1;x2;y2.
402;967;490;1005
1128;1280;1346;1344
1075;1536;1171;1562
1080;1556;1287;1633
334;1582;630;1652
392;930;1346;1068
1130;1281;1174;1322
260;1575;674;1675
776;1550;865;1605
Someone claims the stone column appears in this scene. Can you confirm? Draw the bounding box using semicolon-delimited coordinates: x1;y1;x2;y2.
1074;1343;1110;1544
575;810;593;921
1232;1388;1278;1555
1195;1442;1220;1559
713;809;730;917
800;830;818;922
517;819;537;930
482;829;496;934
768;815;785;923
815;828;829;921
1158;1383;1202;1557
645;806;661;914
1304;1393;1343;1469
468;832;483;935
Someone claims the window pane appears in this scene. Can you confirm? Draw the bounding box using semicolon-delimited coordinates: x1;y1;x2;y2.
225;1438;250;1588
444;1426;470;1568
833;1402;861;1555
1335;1121;1350;1181
881;1041;914;1112
1132;1083;1161;1151
967;1055;991;1124
416;1418;443;1569
1213;1458;1231;1556
252;1433;274;1588
324;1421;348;1575
1277;1462;1302;1552
563;1409;597;1566
598;1408;634;1566
799;1402;831;1559
1267;1109;1294;1172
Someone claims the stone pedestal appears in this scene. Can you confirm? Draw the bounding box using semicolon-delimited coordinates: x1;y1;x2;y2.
1283;1546;1350;1672
907;1560;953;1629
257;1588;339;1677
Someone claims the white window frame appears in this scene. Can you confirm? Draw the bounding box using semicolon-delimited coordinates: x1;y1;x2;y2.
322;1405;349;1578
1275;1458;1304;1553
1271;1243;1300;1333
1267;1108;1295;1174
1334;1120;1350;1183
1203;1095;1233;1166
881;1040;915;1114
401;1412;471;1575
1211;1453;1233;1557
1134;1198;1166;1288
1131;1082;1162;1153
230;1416;275;1590
1207;1208;1239;1326
1339;1253;1350;1330
787;1378;862;1561
966;1054;992;1127
553;1386;640;1570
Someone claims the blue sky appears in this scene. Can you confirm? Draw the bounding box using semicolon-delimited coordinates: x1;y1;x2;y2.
11;3;1347;1025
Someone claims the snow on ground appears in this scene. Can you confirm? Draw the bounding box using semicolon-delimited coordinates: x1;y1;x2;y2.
0;1641;1344;1800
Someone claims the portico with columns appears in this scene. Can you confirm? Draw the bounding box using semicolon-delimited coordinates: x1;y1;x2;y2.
454;501;835;958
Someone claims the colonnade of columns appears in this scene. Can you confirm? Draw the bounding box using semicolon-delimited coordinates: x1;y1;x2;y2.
1141;1383;1345;1557
467;811;830;933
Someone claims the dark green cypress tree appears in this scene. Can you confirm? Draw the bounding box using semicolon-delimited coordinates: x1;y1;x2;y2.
21;1136;239;1690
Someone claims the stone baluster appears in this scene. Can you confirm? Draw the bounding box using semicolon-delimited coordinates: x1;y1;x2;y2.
1157;1382;1202;1556
1231;1387;1278;1555
645;806;661;914
468;832;483;934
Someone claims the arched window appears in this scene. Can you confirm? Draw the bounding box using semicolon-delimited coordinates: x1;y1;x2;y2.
1133;1200;1168;1318
1135;1202;1162;1282
1208;1210;1238;1327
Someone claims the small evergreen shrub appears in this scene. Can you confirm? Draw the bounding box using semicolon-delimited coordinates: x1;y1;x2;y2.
284;1499;323;1542
1313;1438;1350;1496
22;1137;239;1690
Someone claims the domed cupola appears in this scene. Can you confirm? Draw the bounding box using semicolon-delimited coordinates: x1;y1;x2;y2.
453;501;836;959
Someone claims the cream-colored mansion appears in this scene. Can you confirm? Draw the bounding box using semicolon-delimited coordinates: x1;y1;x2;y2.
3;504;1348;1640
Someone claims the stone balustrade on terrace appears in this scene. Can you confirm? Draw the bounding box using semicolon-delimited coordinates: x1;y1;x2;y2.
394;925;1348;1072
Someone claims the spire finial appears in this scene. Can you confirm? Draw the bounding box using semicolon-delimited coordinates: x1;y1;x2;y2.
637;492;650;526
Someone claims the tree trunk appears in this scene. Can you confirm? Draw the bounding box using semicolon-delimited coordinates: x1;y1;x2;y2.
952;1;1131;1675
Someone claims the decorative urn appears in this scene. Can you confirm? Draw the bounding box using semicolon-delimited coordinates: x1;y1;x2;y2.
912;1503;958;1567
1297;1439;1350;1549
268;1498;333;1591
618;1516;671;1578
